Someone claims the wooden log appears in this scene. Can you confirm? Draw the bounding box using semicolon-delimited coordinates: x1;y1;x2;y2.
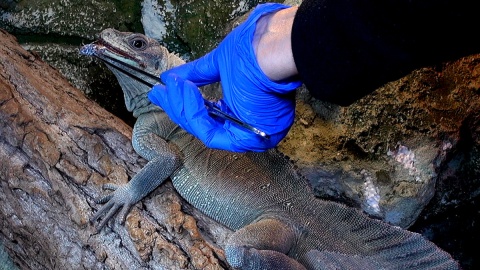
0;29;232;270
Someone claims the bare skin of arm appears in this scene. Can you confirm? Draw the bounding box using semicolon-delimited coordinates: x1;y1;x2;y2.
253;6;299;82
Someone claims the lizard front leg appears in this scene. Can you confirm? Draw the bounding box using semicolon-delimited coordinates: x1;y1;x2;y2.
225;218;306;270
91;115;183;231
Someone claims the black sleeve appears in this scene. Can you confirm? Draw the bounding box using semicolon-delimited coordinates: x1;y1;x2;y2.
291;0;480;106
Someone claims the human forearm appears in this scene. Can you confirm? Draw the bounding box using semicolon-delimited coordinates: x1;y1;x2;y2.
253;6;298;81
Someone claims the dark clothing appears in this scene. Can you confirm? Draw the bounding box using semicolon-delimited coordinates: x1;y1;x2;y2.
291;0;480;106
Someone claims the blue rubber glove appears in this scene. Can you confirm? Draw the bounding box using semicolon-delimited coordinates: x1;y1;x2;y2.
148;3;302;152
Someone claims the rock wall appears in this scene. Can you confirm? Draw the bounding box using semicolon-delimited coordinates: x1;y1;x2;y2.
279;57;480;228
0;0;267;128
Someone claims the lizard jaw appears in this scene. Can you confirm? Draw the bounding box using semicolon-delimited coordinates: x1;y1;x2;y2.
80;39;147;69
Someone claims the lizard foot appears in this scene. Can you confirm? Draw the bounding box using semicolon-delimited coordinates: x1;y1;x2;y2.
90;183;136;232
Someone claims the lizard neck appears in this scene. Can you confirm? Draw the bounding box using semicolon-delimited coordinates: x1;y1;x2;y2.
128;92;162;118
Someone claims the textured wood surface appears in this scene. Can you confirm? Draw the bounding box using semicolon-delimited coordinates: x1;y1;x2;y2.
0;29;231;270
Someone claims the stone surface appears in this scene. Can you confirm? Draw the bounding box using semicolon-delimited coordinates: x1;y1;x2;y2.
141;0;267;59
0;0;143;39
279;54;480;226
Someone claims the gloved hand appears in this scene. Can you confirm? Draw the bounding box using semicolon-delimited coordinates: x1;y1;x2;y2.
148;3;302;152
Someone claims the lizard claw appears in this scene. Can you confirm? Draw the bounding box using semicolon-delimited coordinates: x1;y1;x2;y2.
90;184;137;232
102;183;119;191
93;201;121;232
92;183;119;204
90;200;117;231
94;193;113;204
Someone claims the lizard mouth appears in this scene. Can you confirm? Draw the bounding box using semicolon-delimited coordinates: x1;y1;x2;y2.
79;38;137;62
80;38;159;88
94;38;137;61
80;39;148;70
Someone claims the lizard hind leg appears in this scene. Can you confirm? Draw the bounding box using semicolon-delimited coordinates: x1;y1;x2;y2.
225;218;306;270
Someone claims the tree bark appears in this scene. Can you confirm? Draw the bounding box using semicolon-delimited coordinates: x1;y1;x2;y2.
0;29;232;270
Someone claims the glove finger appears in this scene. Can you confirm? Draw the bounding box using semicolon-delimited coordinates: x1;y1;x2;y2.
164;74;187;120
148;83;182;124
148;84;167;108
182;79;208;120
161;50;220;87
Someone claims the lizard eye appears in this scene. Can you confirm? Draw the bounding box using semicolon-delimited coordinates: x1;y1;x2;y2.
129;37;147;50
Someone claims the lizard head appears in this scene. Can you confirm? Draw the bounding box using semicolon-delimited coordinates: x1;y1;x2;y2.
80;28;185;115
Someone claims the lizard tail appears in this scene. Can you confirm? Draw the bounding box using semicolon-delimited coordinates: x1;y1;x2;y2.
298;201;460;270
303;248;459;270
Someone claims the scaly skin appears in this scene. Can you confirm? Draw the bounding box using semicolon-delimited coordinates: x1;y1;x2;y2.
83;28;459;270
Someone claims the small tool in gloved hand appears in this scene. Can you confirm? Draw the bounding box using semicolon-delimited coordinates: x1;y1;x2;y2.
80;43;269;139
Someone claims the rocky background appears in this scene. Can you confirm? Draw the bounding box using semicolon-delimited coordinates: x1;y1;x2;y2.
1;0;479;269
